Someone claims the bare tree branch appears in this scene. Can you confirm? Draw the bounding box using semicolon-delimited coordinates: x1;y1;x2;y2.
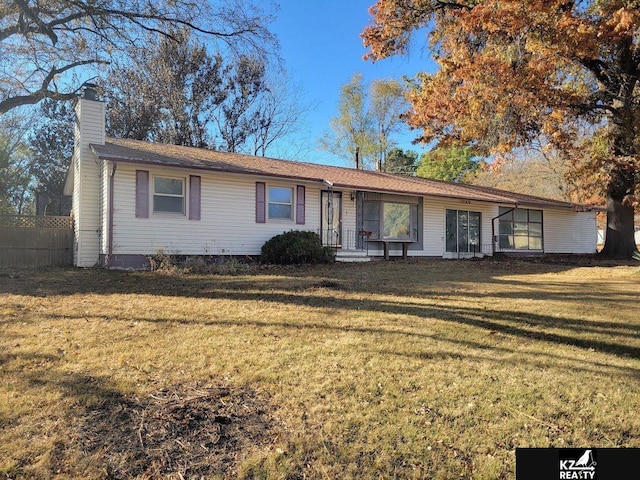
0;59;106;114
0;0;277;115
13;0;58;44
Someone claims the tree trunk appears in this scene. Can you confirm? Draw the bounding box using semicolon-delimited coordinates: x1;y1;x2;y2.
599;156;637;262
600;197;636;258
600;108;638;259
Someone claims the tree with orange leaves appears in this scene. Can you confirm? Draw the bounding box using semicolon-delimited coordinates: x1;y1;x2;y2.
362;0;639;258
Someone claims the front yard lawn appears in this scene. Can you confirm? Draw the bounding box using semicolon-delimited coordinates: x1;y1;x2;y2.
1;258;639;479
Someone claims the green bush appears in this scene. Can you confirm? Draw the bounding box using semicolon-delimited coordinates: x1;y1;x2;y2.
261;230;335;265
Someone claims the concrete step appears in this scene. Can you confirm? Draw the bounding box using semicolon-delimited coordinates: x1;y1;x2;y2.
335;250;371;263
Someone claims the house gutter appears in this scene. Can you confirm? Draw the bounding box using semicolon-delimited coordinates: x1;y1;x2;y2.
107;162;117;268
491;206;516;255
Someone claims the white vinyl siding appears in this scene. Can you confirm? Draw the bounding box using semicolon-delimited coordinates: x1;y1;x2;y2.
110;165;320;256
543;209;597;254
105;164;596;259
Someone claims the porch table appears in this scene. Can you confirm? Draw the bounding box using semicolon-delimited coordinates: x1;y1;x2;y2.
382;240;413;260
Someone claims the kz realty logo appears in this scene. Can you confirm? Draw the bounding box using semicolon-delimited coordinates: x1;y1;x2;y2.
559;449;597;479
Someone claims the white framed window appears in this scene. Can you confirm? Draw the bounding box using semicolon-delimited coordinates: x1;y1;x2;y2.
268;186;293;220
153;176;185;214
498;207;543;250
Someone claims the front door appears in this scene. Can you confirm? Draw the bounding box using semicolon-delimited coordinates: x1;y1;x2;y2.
321;191;342;247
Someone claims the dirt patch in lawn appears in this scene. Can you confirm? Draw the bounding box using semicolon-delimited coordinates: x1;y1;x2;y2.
72;380;277;479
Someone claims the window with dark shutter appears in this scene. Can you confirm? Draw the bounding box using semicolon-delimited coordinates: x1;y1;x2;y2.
189;175;201;220
256;182;266;223
296;185;305;225
135;170;149;218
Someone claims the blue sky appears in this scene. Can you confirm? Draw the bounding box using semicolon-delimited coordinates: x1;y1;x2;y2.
269;1;437;166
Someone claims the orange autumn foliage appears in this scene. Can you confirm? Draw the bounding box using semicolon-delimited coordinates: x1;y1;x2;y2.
362;0;640;257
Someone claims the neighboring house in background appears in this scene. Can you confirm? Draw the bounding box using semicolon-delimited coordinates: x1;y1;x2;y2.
64;90;598;268
598;223;640;247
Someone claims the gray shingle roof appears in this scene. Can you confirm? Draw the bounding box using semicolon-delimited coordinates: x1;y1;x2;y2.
91;138;589;210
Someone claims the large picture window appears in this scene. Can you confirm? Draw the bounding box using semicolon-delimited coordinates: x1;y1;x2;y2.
153;176;185;214
498;207;543;250
446;210;481;253
363;201;418;241
269;187;293;219
383;203;414;240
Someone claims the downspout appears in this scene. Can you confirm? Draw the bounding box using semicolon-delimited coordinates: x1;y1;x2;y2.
107;162;117;268
491;206;516;255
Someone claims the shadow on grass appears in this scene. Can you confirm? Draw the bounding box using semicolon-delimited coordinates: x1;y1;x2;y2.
2;261;639;363
1;258;637;302
16;298;640;380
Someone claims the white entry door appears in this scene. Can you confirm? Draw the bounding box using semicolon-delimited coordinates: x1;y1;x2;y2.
321;191;342;247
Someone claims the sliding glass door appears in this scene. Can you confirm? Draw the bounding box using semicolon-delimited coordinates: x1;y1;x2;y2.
446;209;481;253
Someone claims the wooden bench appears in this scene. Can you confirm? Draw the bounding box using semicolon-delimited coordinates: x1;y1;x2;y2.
382;240;413;260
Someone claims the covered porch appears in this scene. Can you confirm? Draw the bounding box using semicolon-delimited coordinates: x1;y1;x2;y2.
319;189;421;261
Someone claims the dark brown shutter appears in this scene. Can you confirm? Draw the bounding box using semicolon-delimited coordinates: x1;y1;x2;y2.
296;185;305;225
189;175;201;220
135;170;149;218
256;182;266;223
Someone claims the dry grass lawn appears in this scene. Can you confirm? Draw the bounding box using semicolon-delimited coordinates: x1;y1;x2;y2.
1;258;639;479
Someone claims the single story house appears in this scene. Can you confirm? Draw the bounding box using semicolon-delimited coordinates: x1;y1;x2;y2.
64;91;598;268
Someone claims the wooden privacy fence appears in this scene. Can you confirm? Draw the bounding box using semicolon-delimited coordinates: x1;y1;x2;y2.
0;215;73;268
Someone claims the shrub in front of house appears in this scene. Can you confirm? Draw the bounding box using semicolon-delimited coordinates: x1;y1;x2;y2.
261;231;335;265
147;250;256;274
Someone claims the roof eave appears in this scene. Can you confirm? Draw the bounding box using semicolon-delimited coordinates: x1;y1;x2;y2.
91;145;591;212
91;147;332;185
